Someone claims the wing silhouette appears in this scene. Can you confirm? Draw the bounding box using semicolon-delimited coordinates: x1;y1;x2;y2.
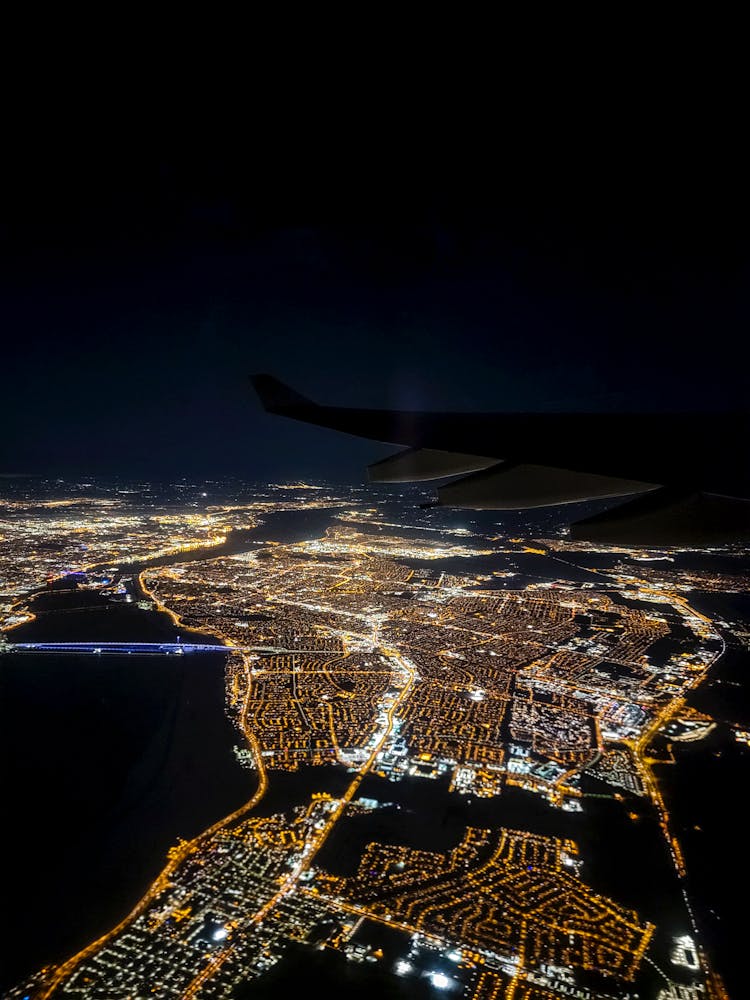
251;374;750;545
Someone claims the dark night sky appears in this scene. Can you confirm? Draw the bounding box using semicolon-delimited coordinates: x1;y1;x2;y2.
1;123;748;482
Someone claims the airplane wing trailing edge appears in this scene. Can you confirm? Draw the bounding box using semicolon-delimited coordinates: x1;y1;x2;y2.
250;374;750;546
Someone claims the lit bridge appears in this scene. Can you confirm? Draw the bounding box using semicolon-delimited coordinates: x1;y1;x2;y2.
2;641;320;656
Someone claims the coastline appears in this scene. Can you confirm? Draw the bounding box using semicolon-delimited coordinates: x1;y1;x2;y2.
0;593;258;991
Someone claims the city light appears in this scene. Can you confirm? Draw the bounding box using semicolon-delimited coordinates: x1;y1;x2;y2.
2;480;737;999
430;971;451;989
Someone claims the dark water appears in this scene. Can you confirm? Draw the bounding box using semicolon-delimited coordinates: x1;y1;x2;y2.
0;638;254;989
234;941;436;1000
688;591;750;625
658;733;750;998
688;639;750;726
661;635;750;997
249;507;344;545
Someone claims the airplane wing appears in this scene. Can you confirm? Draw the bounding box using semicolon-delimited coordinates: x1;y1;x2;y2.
251;374;750;545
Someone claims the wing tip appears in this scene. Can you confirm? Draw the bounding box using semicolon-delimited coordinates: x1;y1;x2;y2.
569;489;750;545
250;374;315;413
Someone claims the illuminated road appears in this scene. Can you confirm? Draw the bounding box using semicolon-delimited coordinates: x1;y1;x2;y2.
179;649;416;999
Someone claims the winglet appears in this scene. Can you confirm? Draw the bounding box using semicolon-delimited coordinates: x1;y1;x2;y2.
250;374;317;414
